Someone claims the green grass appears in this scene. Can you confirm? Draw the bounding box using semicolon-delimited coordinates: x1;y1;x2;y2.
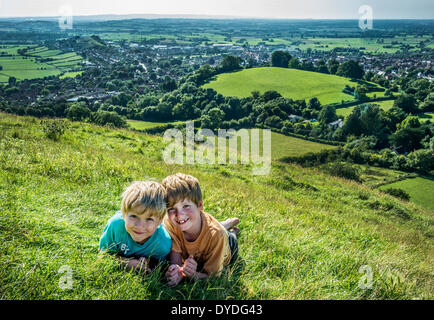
336;100;395;118
59;71;83;79
379;177;434;212
203;67;361;105
126;120;182;131
292;36;427;54
355;164;415;188
417;113;434;122
0;46;82;82
0;112;433;300
260;130;336;160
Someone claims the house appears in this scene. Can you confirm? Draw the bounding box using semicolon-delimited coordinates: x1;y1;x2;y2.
328;119;343;129
288;114;303;122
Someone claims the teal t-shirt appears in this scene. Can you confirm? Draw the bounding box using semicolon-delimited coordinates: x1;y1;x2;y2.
99;211;172;260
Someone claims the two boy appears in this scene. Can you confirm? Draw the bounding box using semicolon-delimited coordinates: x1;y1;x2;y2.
99;173;239;285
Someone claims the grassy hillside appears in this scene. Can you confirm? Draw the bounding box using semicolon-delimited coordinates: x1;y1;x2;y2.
203;67;361;104
336;100;395;118
244;129;337;160
379;177;434;212
0;113;432;300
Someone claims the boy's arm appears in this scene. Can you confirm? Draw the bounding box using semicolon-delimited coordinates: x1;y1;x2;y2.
115;255;151;274
169;250;183;266
166;250;184;286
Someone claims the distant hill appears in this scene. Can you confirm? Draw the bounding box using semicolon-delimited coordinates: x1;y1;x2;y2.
203;67;367;105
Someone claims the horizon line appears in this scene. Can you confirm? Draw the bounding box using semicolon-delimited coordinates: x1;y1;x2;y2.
0;13;433;20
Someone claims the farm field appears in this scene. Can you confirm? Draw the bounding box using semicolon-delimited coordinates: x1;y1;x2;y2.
260;129;337;160
0;45;83;83
126;119;184;130
336;99;395;118
417;112;434;121
290;35;429;54
379;177;434;212
0;112;432;300
203;67;362;105
219;128;337;161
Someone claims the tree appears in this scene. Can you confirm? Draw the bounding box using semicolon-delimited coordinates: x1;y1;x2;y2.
261;90;282;102
271;50;292;68
194;64;214;84
319;105;338;124
327;59;340;75
308;97;321;111
316;59;329;74
393;94;418;114
354;85;369;101
406;149;434;174
336;60;364;79
218;55;242;73
389;127;426;153
66;102;91;121
288;57;301;69
398;115;420;130
201;108;225;130
160;76;177;92
343;110;364;136
91;110;127;128
419;92;434;112
8;76;17;86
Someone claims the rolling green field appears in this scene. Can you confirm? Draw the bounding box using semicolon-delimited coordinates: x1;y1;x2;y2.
200;128;337;162
288;35;429;54
417;112;434;122
379;177;434;212
90;33;428;53
203;67;361;105
127;121;336;160
336;100;395;118
1;112;432;300
126;119;183;130
259;129;336;160
0;45;83;83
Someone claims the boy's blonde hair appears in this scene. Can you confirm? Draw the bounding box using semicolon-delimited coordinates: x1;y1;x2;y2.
162;173;202;208
121;181;167;220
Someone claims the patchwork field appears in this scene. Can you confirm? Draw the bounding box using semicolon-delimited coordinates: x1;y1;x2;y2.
203;67;364;105
0;45;83;83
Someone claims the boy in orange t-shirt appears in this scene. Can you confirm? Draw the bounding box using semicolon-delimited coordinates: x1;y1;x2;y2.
162;173;239;286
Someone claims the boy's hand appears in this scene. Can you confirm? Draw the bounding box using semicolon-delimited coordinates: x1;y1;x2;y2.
137;257;152;274
182;255;198;278
166;264;184;286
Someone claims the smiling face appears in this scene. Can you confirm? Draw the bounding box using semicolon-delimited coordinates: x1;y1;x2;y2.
167;198;203;239
124;204;162;244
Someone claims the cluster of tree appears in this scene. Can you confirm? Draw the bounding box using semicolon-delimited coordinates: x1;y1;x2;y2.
270;50;365;79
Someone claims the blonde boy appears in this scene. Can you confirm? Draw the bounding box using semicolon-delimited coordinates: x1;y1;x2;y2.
162;173;239;286
99;181;172;274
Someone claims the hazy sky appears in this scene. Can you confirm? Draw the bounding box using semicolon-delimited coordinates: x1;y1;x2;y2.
0;0;433;19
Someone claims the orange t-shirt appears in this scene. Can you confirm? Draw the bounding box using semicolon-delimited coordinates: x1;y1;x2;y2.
163;211;231;276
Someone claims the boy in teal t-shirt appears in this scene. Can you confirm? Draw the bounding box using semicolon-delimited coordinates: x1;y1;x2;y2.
99;211;171;260
99;181;172;274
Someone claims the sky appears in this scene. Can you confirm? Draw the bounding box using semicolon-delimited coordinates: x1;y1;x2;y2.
0;0;433;19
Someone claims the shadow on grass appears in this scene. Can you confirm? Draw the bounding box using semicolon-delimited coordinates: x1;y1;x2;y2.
144;256;249;300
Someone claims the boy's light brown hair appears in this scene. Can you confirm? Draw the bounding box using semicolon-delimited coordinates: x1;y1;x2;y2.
162;173;202;208
121;181;167;220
